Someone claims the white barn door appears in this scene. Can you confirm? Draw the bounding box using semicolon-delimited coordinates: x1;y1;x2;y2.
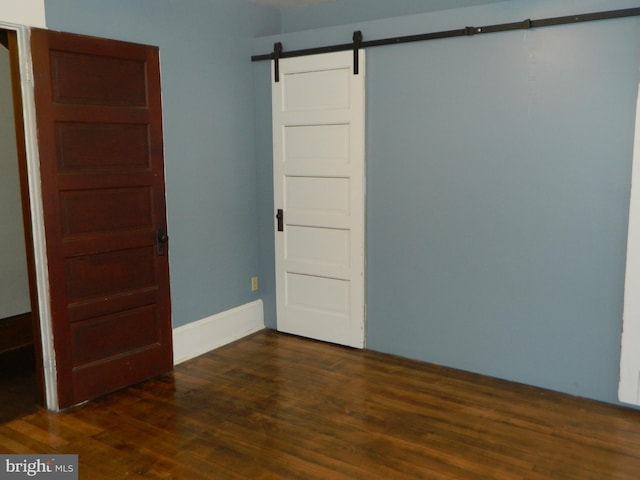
272;50;366;348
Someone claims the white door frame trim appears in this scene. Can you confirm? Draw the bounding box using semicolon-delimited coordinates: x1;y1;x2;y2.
620;83;640;406
3;22;57;410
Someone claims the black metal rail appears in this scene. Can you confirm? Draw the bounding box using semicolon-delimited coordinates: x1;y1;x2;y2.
251;6;640;64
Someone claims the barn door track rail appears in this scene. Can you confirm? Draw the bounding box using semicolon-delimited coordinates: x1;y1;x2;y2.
253;6;640;80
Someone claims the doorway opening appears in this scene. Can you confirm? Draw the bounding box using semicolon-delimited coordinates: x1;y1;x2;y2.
0;27;43;422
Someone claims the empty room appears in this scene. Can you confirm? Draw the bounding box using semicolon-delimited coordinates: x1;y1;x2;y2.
2;0;640;478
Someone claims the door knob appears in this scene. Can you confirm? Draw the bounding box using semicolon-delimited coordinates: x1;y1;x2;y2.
156;227;169;255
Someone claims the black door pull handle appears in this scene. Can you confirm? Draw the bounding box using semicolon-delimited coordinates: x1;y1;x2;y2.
276;209;284;232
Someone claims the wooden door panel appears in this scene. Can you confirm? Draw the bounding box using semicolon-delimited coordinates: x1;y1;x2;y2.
67;289;157;323
56;123;150;171
61;187;153;235
31;28;172;409
71;306;160;365
65;247;157;300
62;190;153;234
49;50;148;107
72;344;168;403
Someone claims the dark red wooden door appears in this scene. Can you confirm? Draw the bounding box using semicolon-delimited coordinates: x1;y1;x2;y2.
30;29;173;409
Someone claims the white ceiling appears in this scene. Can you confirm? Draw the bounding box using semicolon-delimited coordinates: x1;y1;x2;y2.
249;0;335;8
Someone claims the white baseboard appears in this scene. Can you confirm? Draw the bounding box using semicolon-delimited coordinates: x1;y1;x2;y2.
172;299;264;365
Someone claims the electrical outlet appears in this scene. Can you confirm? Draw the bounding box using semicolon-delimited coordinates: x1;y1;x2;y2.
251;276;259;292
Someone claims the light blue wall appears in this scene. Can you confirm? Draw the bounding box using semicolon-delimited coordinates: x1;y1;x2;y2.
280;0;510;33
255;0;640;404
42;0;640;405
45;0;280;327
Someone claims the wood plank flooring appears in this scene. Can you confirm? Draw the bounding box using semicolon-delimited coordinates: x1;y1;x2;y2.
1;329;640;479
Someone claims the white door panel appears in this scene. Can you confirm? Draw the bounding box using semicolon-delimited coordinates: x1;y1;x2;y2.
284;165;352;178
284;124;350;164
287;274;350;313
272;50;365;348
282;68;351;112
285;215;352;233
286;226;351;267
285;176;351;215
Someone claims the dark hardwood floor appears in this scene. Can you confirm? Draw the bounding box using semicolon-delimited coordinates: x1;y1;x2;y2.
1;329;640;479
0;345;38;423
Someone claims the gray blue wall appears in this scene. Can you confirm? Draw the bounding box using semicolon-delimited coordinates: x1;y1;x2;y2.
42;0;640;405
45;0;280;327
279;0;510;33
254;0;640;404
0;46;30;318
